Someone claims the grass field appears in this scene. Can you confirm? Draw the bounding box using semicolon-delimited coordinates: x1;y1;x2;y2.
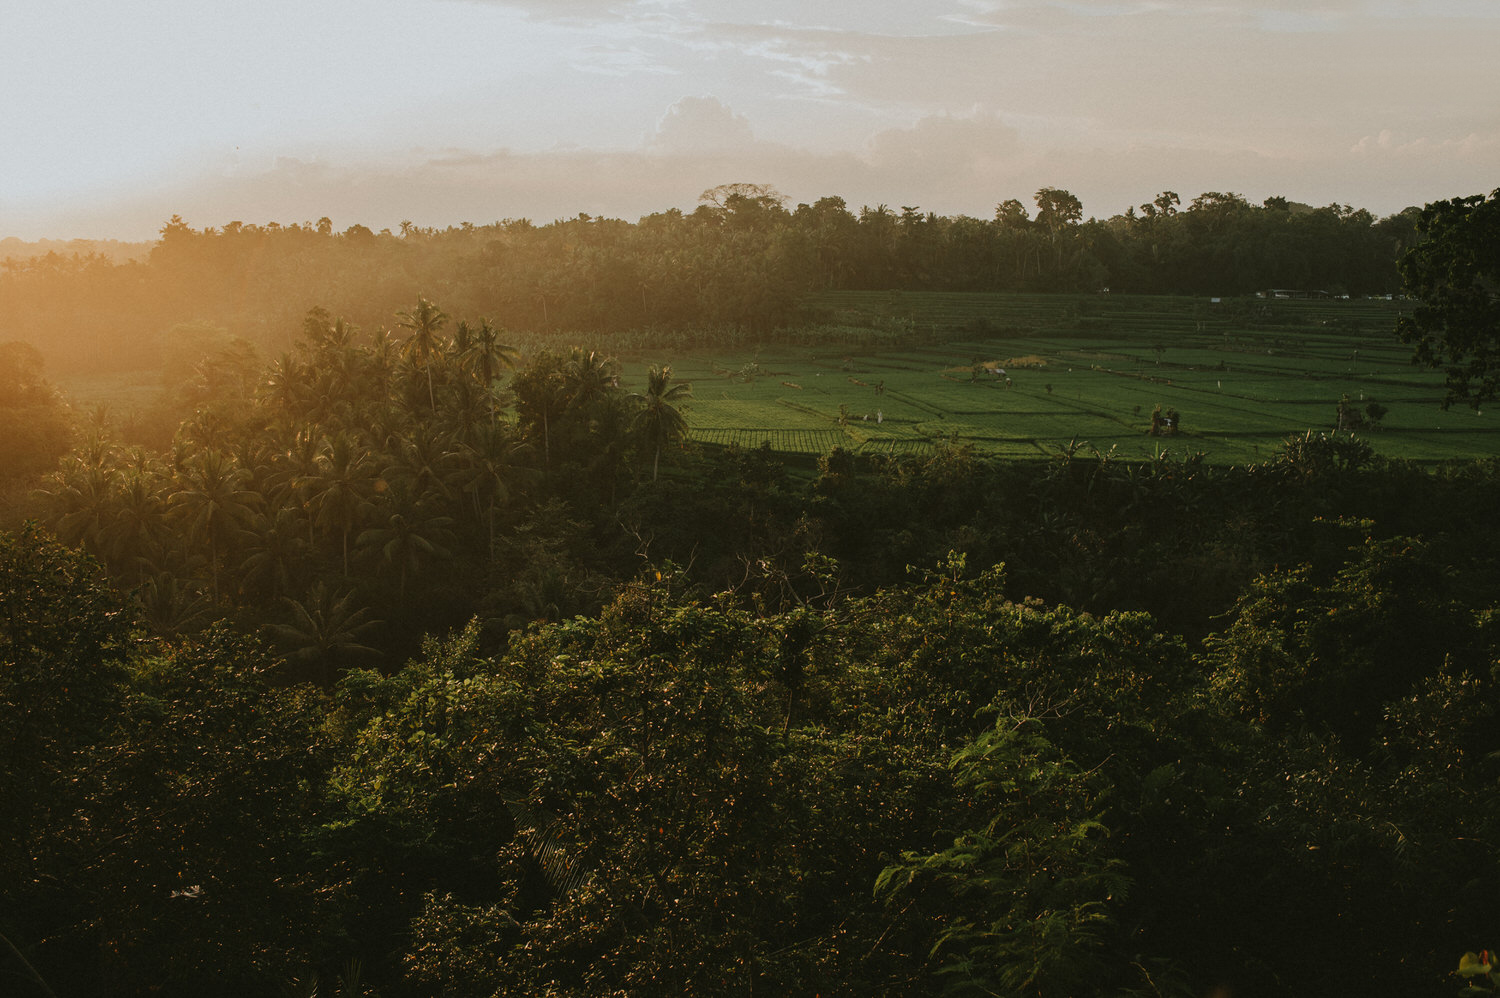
625;293;1497;466
51;293;1496;467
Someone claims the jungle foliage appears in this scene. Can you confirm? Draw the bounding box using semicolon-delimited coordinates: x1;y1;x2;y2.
5;303;1500;994
4;462;1500;997
1397;187;1500;408
2;189;1497;996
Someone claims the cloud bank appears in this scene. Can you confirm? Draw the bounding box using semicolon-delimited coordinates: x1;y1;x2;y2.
4;0;1496;238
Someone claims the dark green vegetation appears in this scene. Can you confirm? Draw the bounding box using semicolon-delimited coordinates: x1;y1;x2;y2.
5;439;1500;996
1397;188;1500;408
3;186;1414;376
3;188;1498;996
0;341;72;479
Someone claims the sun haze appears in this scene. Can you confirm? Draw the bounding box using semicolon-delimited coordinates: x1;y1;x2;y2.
4;0;1497;238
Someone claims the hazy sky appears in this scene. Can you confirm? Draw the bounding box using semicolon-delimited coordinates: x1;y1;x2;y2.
4;0;1497;240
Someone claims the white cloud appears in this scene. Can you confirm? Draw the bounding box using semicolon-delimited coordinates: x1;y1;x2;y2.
648;96;757;152
1350;129;1500;159
867;110;1023;178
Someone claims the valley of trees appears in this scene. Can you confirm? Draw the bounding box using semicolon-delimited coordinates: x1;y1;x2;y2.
3;188;1499;997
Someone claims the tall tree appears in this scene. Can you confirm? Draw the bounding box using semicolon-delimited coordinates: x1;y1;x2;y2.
563;347;618;414
356;506;456;599
452;424;531;562
629;365;693;481
239;506;311;600
511;351;569;472
1034;187;1083;232
395;296;449;411
167;449;260;598
1396;188;1500;408
48;460;118;560
99;466;169;584
458;319;519;422
305;433;377;576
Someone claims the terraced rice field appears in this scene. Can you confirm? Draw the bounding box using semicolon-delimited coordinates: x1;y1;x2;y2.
622;293;1499;465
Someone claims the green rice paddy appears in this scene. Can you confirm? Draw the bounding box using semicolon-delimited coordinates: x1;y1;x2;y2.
52;293;1495;468
626;293;1498;466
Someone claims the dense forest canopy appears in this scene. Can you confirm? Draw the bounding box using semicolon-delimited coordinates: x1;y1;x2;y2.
5;439;1500;996
1;186;1419;374
3;187;1499;997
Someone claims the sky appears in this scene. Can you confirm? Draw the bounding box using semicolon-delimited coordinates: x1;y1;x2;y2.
3;0;1497;241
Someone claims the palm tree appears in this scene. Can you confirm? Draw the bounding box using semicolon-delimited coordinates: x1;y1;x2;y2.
72;428;118;474
47;460;119;559
299;306;349;355
179;407;238;456
260;352;313;421
239;506;311;599
510;351;569;473
99;466;169;584
264;426;322;511
564;348;618;415
531;278;560;327
133;570;213;637
41;430;123;558
355;506;456;598
305;433;378;576
364;403;410;457
166;449;260;597
452;424;533;563
395;296;449;411
459;318;519;423
449;317;475;359
383;425;460;505
266;582;382;684
367;328;399;386
629;365;693;481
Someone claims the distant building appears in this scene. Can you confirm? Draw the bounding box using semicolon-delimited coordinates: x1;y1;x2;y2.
1258;289;1332;300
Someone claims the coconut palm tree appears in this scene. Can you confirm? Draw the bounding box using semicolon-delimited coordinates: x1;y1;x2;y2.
266;582;381;684
452;424;533;563
383;425;461;506
510;351;569;473
239;506;311;599
629;365;693;481
305;433;378;576
563;348;618;415
260;352;313;421
166;449;260;598
367;328;400;386
355;505;456;599
99;466;169;584
263;426;322;511
461;319;519;422
133;570;214;637
395;296;449;411
47;460;119;559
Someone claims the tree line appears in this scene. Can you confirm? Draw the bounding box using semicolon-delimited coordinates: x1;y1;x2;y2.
1;184;1418;373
